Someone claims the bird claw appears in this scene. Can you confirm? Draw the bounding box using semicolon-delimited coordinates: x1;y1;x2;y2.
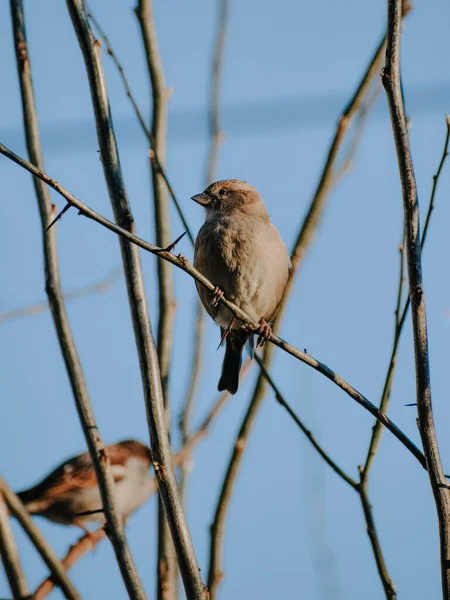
256;319;271;347
210;286;224;307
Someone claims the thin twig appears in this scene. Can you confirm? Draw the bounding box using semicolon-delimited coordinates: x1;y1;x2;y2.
32;528;107;600
0;266;121;325
383;1;450;597
256;356;358;489
179;0;230;515
179;301;205;501
358;470;396;599
205;0;229;185
0;490;29;600
66;2;205;598
9;2;143;598
206;23;397;598
0;478;79;600
0;142;429;469
133;2;177;596
87;7;194;245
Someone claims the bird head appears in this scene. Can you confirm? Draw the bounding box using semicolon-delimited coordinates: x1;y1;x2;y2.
191;179;267;218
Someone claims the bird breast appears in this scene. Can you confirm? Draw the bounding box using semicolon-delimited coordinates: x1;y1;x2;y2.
194;213;290;327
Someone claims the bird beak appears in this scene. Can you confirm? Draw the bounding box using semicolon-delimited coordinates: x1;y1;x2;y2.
191;192;211;206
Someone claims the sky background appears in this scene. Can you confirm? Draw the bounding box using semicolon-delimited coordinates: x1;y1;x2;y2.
1;1;450;599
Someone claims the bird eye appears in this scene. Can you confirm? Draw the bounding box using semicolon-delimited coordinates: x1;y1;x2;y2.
218;189;227;197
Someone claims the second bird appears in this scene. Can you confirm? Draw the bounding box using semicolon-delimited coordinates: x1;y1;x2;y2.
192;179;291;394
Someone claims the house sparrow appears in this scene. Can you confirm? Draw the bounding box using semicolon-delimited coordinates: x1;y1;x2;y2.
16;440;155;532
192;179;291;394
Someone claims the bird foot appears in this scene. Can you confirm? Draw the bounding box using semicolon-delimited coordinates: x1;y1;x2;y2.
210;286;224;307
256;318;272;347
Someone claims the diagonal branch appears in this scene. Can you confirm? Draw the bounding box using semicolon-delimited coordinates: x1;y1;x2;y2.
383;1;450;597
0;478;79;599
255;356;358;489
66;2;205;598
9;1;143;597
0;490;29;600
0;142;428;470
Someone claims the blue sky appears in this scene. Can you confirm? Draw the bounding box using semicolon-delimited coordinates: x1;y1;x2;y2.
1;1;450;598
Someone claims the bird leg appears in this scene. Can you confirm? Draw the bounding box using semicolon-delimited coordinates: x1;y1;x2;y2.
217;317;237;350
210;286;224;307
256;318;272;347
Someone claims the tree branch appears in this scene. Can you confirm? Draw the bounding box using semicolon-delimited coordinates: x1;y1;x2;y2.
133;2;178;596
0;490;29;600
0;142;429;470
32;528;107;600
66;2;205;597
179;0;230;518
0;478;79;600
383;1;450;596
255;356;358;489
9;1;144;597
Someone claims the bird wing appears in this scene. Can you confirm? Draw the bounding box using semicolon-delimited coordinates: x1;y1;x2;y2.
19;444;131;504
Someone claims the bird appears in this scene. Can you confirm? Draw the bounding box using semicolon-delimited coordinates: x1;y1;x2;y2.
192;179;291;394
16;440;155;534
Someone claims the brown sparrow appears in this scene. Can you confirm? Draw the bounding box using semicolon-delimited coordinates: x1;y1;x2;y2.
192;179;291;394
16;440;154;533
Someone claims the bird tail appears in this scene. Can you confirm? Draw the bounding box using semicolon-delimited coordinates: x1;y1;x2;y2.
218;335;246;394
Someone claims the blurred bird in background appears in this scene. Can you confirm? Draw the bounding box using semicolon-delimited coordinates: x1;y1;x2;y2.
193;179;291;394
16;439;155;534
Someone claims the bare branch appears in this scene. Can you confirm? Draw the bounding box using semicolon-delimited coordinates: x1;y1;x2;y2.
0;142;429;469
0;478;79;599
9;1;144;597
0;490;29;600
179;301;205;502
358;471;397;599
32;528;107;600
383;1;450;596
66;2;205;597
133;1;178;595
179;0;230;518
256;356;358;489
206;0;229;185
0;266;121;325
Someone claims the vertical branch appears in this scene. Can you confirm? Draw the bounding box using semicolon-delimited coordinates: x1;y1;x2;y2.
0;478;79;600
207;26;391;599
383;1;450;597
66;2;206;598
0;491;29;600
179;0;230;510
205;0;229;185
133;2;176;597
9;1;143;598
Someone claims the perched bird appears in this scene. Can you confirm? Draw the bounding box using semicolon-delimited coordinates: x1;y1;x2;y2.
192;179;291;394
16;440;155;533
